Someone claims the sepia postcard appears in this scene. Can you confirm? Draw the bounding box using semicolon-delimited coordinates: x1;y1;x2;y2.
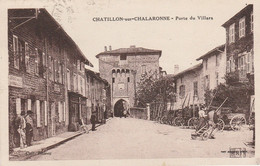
0;0;260;165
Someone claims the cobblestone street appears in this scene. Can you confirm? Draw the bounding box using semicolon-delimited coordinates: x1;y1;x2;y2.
29;118;254;160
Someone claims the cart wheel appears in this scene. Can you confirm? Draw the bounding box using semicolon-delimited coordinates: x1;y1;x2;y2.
173;117;182;126
230;115;246;131
162;117;168;124
188;117;198;128
170;117;175;126
201;132;208;141
217;118;225;132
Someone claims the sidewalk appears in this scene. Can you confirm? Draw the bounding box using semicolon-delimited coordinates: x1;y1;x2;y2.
10;118;111;161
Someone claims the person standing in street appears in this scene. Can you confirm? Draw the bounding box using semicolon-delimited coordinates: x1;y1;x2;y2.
25;110;33;146
17;111;27;149
196;105;207;132
208;108;219;139
90;112;96;131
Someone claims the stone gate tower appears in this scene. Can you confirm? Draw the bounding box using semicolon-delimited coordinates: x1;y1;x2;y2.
96;45;162;116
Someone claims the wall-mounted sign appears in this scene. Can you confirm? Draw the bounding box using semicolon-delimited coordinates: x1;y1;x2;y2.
118;83;125;90
9;75;23;88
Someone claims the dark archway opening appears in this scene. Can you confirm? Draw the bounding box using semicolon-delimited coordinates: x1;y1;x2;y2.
114;99;126;117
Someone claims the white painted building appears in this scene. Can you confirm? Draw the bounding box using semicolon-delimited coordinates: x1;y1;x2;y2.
196;44;226;90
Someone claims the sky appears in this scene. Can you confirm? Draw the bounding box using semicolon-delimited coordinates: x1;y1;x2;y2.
6;0;254;74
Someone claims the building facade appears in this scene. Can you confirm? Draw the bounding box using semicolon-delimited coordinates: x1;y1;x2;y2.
8;9;102;149
196;44;226;90
222;4;254;83
172;63;204;110
96;46;161;116
85;69;111;123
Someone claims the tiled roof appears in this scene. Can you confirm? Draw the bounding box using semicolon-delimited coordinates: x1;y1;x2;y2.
196;44;225;61
40;9;93;67
96;47;162;58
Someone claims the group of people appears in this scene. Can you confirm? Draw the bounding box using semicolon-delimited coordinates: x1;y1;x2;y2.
196;105;220;139
15;110;34;149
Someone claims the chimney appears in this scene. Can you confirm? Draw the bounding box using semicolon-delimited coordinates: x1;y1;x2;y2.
130;45;136;48
109;45;112;51
104;46;107;52
174;65;179;74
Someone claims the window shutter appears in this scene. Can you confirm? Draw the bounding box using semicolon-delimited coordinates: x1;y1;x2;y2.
44;101;47;126
208;75;210;89
227;61;230;73
36;100;41;127
16;98;21;115
78;75;81;93
63;102;66;121
28;99;32;111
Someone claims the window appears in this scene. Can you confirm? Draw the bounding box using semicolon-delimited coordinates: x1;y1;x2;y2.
13;35;19;69
112;77;115;83
78;75;81;93
82;78;85;96
239;17;245;38
120;54;127;60
215;72;219;86
204;75;210;90
141;65;146;74
24;42;30;72
54;59;57;82
44;101;47;126
229;23;235;43
16;98;21;115
80;76;83;95
246;53;251;73
36;100;41;127
251;12;253;32
42;53;46;67
127;77;130;82
58;61;62;83
216;54;220;66
58;101;63;122
179;85;185;98
74;73;77;91
63;102;66;122
230;56;235;72
52;58;55;81
227;60;230;73
27;99;32;111
238;55;246;79
67;69;71;90
193;81;198;97
35;48;39;75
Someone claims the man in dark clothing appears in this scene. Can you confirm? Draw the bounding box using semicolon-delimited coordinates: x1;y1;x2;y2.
90;113;96;131
25;110;33;146
208;108;219;139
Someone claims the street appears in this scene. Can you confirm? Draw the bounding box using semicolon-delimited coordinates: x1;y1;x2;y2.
30;117;254;160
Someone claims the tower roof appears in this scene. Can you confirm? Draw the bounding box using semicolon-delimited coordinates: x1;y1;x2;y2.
96;46;162;58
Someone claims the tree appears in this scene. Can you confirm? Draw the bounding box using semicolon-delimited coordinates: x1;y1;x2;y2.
204;71;254;112
136;72;175;107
